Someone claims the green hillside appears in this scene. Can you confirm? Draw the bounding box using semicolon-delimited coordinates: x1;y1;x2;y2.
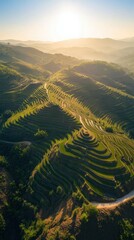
51;63;134;137
0;45;133;240
0;44;80;75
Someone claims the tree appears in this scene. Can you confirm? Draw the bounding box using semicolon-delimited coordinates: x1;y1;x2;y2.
56;185;63;195
34;129;48;139
119;219;134;240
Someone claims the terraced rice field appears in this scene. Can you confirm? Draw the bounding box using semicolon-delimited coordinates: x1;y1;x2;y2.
0;67;40;115
1;46;134;240
30;125;133;209
0;84;80;177
0;73;133;211
52;70;134;137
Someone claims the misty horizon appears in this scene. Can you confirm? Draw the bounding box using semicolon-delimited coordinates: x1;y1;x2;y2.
0;0;134;41
0;36;134;43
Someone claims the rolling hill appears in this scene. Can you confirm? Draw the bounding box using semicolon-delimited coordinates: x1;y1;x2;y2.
0;44;80;76
20;38;134;73
0;45;133;240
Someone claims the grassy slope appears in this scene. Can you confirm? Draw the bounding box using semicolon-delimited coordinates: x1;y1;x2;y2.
0;44;80;76
0;45;133;240
0;63;42;116
51;63;134;137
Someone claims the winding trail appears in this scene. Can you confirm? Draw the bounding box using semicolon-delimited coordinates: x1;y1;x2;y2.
92;190;134;209
44;83;49;95
79;116;87;129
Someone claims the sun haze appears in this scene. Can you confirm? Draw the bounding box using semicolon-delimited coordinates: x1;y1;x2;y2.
0;0;134;41
50;6;83;41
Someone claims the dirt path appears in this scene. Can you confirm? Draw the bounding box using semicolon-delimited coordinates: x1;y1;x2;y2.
79;116;87;128
92;189;134;209
44;83;49;95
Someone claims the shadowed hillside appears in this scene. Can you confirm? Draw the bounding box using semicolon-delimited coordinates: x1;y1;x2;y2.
0;45;133;240
0;44;80;76
51;62;134;138
21;38;134;72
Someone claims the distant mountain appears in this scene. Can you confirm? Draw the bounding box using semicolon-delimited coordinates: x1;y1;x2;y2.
122;37;134;42
111;47;134;72
2;37;133;51
23;38;134;72
31;38;133;51
46;47;108;61
0;39;50;46
1;38;134;72
0;44;80;76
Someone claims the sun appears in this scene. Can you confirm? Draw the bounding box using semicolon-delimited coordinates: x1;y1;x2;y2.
52;7;83;41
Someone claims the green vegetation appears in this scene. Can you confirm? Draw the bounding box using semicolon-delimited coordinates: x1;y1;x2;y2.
52;66;134;137
0;156;7;167
34;129;48;139
0;44;133;240
80;212;88;223
82;203;98;217
20;219;44;240
119;219;134;240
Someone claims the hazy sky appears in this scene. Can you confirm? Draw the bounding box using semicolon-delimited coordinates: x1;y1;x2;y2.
0;0;134;41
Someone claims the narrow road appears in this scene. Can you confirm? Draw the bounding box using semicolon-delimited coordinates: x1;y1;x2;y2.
92;190;134;209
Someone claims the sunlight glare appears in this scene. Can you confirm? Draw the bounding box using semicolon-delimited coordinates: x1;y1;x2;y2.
51;7;83;41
